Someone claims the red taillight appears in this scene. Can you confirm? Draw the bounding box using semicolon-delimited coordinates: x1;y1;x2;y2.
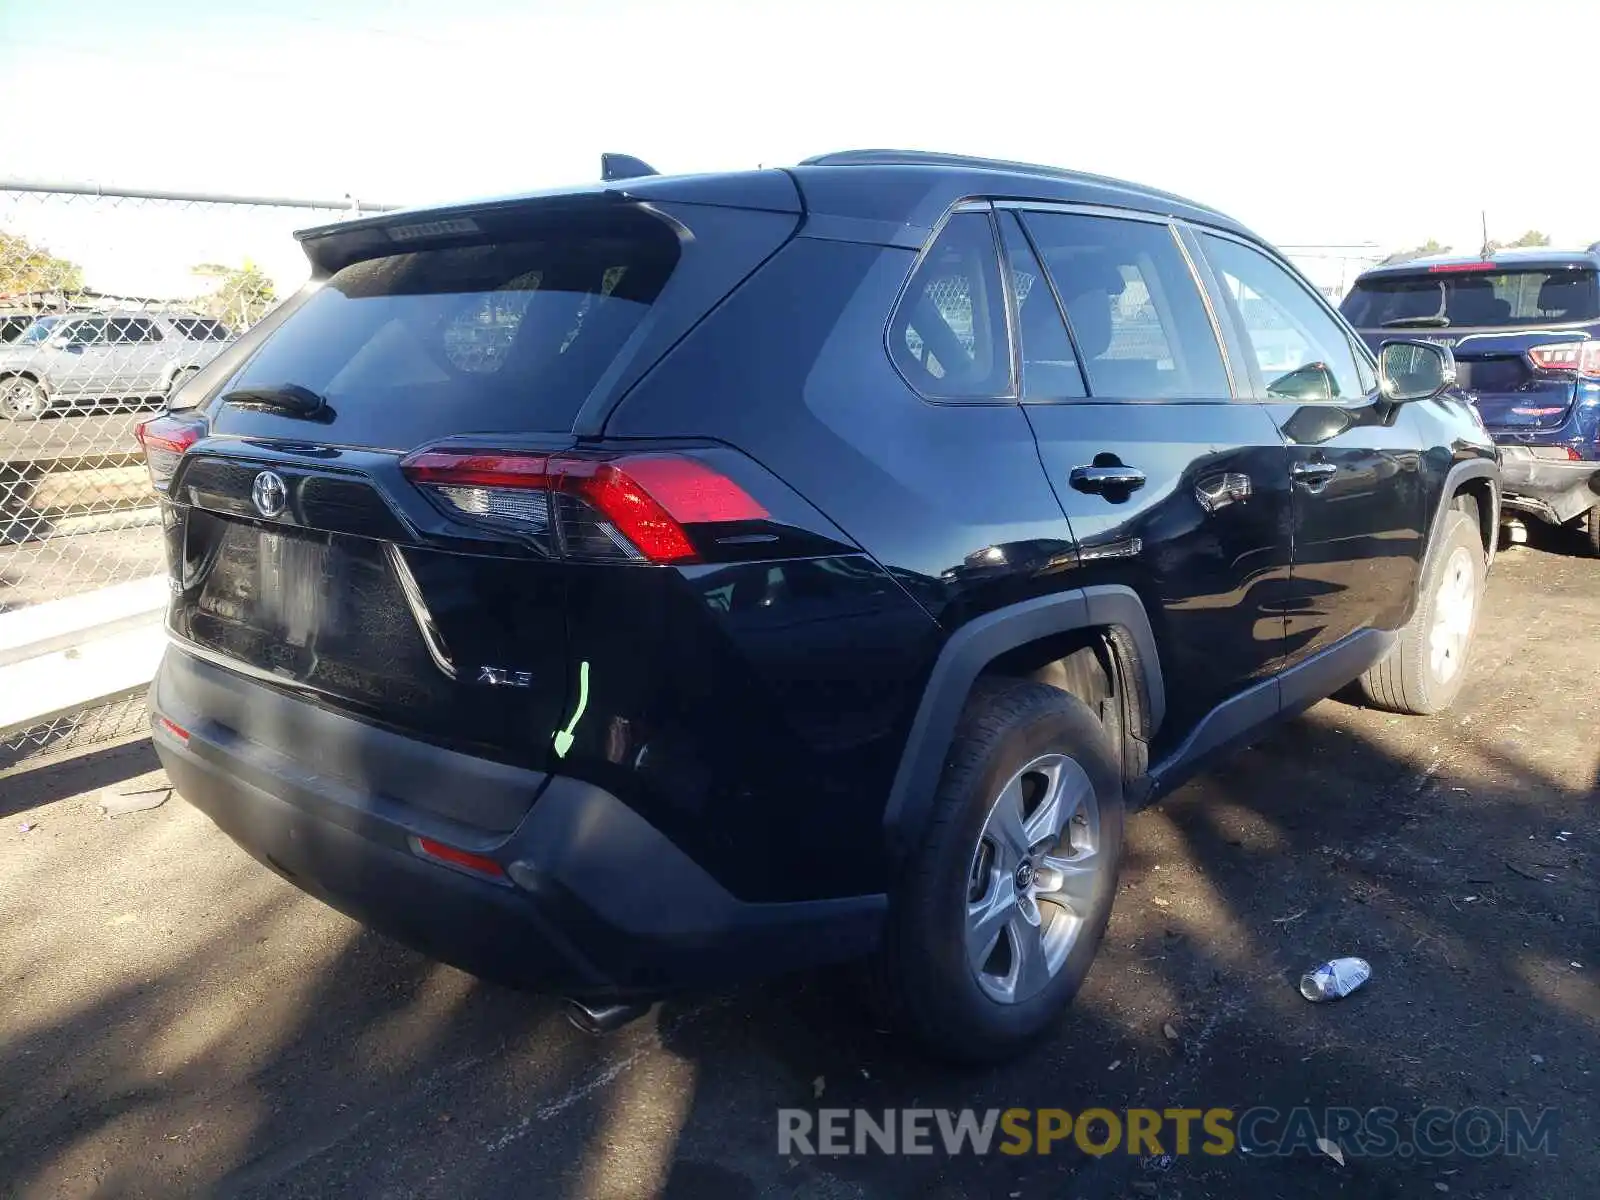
1427;262;1498;273
135;415;202;491
156;715;190;743
412;836;506;881
1529;445;1584;461
398;449;767;564
1527;341;1600;375
398;451;553;490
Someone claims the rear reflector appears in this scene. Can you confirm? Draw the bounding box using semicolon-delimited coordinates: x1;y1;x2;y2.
136;414;204;491
1529;445;1584;460
399;449;767;564
1527;341;1600;375
157;715;190;743
412;836;507;880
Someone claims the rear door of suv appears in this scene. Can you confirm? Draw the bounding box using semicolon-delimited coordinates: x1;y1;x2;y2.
1010;206;1295;751
1192;229;1428;665
105;315;169;394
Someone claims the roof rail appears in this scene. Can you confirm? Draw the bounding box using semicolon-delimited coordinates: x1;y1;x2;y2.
800;148;1091;182
797;148;1218;218
601;153;659;182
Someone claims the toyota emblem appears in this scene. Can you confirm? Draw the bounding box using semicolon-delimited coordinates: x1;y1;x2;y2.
251;470;288;518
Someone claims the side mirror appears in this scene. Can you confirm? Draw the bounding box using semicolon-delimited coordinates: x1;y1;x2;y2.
1379;338;1456;402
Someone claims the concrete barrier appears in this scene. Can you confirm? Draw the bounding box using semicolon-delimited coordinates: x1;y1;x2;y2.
0;575;166;740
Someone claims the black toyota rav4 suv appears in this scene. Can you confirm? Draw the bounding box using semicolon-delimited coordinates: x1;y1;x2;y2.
142;151;1497;1062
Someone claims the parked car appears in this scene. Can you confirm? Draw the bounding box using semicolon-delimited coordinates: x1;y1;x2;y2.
139;151;1497;1062
0;310;234;419
1342;248;1600;552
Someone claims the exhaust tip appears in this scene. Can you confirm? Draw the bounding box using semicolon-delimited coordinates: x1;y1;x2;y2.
564;999;651;1037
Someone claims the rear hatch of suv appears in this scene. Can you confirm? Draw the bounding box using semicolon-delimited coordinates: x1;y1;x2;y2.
143;182;804;831
1342;262;1600;435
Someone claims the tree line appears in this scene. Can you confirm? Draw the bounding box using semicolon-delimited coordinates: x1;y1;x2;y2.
0;232;276;328
1382;229;1553;266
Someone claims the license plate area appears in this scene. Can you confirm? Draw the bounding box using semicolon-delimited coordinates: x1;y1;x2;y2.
257;528;331;647
1455;357;1526;392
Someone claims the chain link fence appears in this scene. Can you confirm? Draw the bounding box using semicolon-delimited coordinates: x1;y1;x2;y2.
0;183;393;761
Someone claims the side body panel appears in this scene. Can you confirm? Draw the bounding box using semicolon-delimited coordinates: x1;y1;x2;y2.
1267;398;1429;657
1023;399;1293;751
604;234;1078;891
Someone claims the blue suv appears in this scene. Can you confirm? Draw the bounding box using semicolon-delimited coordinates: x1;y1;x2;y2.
1343;249;1600;552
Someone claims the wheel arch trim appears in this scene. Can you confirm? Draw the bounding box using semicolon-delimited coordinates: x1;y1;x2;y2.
1426;458;1499;578
882;584;1164;860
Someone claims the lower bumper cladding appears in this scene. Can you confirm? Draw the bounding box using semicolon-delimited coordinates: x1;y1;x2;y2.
149;647;886;1000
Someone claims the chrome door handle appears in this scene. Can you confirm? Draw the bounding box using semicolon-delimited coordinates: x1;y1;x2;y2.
1291;460;1339;489
1070;465;1147;494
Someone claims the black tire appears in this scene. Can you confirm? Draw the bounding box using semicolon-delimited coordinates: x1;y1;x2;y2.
1583;507;1600;558
1358;509;1485;715
0;375;48;421
876;678;1125;1064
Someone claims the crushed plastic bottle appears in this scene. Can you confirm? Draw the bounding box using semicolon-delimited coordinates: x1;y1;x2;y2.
1299;957;1371;1001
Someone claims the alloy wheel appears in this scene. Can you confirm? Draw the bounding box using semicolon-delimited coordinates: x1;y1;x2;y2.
965;752;1101;1005
1;377;45;418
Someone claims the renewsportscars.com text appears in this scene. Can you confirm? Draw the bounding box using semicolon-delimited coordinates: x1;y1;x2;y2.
777;1106;1559;1159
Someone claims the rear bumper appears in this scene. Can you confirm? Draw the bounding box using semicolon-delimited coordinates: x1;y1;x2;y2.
1495;447;1600;524
149;646;885;999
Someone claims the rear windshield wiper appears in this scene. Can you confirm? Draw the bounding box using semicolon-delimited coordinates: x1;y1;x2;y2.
217;383;329;418
1380;315;1451;328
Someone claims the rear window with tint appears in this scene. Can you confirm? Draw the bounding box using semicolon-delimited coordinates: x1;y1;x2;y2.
1341;268;1599;329
219;210;679;437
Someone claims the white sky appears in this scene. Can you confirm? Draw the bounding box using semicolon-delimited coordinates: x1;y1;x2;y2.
3;0;1598;296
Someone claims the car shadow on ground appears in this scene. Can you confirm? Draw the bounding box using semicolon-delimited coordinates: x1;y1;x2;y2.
0;549;1593;1200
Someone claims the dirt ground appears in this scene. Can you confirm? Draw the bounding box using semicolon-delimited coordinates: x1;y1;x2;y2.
1;531;1595;1200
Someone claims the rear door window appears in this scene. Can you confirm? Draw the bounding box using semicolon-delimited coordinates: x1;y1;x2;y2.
997;212;1086;400
1341;268;1600;329
67;318;108;345
889;211;1014;400
1019;212;1230;399
218;209;680;439
107;317;163;343
171;317;231;341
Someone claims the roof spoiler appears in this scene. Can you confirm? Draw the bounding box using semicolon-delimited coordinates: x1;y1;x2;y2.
1589;240;1600;255
601;153;659;182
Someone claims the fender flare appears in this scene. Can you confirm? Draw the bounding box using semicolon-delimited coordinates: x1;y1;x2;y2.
881;584;1164;861
1422;457;1499;581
